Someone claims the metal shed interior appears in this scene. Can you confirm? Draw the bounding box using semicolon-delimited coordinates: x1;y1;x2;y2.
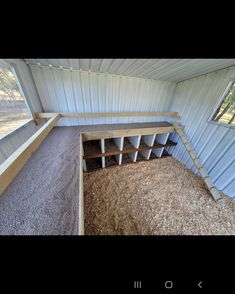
0;58;235;235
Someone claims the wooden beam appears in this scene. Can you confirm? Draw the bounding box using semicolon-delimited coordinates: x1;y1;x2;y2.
78;133;84;235
85;153;172;172
35;112;58;119
82;126;175;141
0;114;61;195
35;111;182;120
83;140;177;159
174;124;222;202
35;117;45;125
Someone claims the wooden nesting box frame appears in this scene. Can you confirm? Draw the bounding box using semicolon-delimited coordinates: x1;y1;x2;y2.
82;125;178;172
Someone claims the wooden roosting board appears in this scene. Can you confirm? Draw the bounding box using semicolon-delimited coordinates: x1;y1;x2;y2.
174;125;222;202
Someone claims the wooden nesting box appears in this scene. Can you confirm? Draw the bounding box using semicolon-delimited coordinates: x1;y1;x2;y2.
82;122;177;172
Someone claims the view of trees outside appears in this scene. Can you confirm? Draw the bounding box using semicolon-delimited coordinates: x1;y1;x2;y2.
212;82;235;127
0;61;31;138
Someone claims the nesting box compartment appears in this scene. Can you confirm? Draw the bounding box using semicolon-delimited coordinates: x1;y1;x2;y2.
82;126;177;172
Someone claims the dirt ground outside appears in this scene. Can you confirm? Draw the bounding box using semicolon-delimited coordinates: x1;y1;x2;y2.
0;97;31;138
0;65;32;138
84;157;235;235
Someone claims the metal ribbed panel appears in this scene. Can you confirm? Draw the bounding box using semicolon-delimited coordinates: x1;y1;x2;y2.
25;59;235;82
170;66;235;198
29;64;176;126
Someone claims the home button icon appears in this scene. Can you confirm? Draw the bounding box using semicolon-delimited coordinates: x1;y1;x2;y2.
165;281;173;289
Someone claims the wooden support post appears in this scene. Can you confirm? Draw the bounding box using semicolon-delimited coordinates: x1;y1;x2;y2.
174;124;222;202
81;141;87;172
113;137;124;165
128;135;141;162
78;133;84;235
140;134;156;159
100;139;105;168
153;133;170;158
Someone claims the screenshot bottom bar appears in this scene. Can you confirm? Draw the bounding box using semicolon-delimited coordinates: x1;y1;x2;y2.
77;277;233;291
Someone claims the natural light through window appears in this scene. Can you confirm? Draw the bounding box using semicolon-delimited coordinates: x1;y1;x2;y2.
211;81;235;127
0;60;32;139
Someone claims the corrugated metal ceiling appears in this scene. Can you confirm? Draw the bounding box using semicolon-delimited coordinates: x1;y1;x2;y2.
24;59;235;82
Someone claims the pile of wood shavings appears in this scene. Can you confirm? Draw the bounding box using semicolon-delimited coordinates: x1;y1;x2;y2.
84;157;235;235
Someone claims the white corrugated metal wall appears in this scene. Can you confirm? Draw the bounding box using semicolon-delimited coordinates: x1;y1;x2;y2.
169;66;235;198
29;64;176;126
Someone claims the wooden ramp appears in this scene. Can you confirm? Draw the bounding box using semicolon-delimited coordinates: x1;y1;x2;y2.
174;125;222;202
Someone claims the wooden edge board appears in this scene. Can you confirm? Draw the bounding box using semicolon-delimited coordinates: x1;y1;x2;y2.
174;126;222;202
35;111;182;120
82;141;87;172
204;177;214;190
78;133;84;235
199;168;209;179
173;124;185;132
82;126;175;141
83;141;177;159
0;114;61;195
85;153;172;172
210;187;222;201
35;118;45;125
35;112;59;119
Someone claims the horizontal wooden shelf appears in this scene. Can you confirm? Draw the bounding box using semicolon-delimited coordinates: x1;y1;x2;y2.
83;140;177;160
82;125;175;141
84;152;172;172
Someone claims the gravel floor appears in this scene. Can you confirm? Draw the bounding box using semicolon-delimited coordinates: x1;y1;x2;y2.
0;123;172;235
84;157;235;235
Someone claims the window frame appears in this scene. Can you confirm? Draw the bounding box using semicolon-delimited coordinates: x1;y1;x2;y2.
10;65;33;120
208;79;235;130
0;60;34;139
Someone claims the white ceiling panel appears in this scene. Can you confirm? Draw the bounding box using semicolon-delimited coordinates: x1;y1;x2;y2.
24;59;235;82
